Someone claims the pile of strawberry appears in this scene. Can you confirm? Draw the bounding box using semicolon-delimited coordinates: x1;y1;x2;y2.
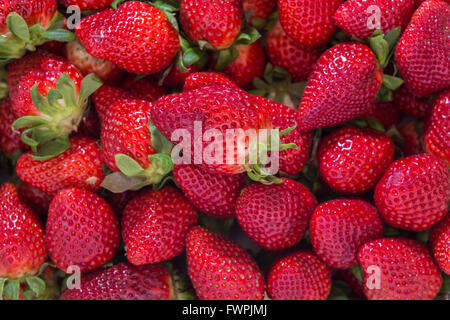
0;0;449;301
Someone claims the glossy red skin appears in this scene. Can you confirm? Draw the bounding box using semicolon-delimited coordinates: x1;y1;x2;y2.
76;1;180;74
318;127;395;194
395;0;450;97
16;136;105;196
266;22;320;82
374;153;450;231
121;75;167;102
0;97;26;154
0;0;57;34
92;84;134;121
393;85;433;118
430;214;450;274
7;50;83;117
17;182;53;217
424;89;450;166
267;251;331;300
297;42;383;130
358;238;443;300
151;85;272;175
335;0;415;41
363;102;401;129
60;262;172;300
398;120;423;156
101;98;154;172
278;0;344;49
243;0;277;23
186;226;265;300
183;72;239;91
310;199;384;269
60;0;114;10
173;164;245;218
122;187;198;265
46;188;120;273
415;0;450;5
180;0;243;50
0;183;47;278
236;179;317;251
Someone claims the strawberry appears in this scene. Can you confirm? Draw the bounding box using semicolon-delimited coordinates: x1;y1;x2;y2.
318;127;394;194
395;0;450;97
183;72;239;91
105;189;142;218
162;53;202;89
8;50;102;158
297;42;383;130
393;85;433;118
92;84;133;121
186;226;265;300
236;178;317;251
430;214;450;274
122;187;198;265
358;238;443;300
424;89;450;166
310;199;385;269
60;0;114;11
243;0;277;26
180;0;243;50
278;0;344;49
121;75;167;102
267;251;332;300
334;0;415;41
17;182;53;216
398;120;424;156
65;41;124;85
76;1;180;74
0;97;26;155
415;0;450;5
374;153;449;231
173;164;245;218
265;21;320;82
363;102;401;129
46;188;120;273
16;136;105;196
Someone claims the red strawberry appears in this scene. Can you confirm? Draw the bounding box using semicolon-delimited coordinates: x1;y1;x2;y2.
243;0;277;26
0;97;26;155
76;1;180;74
92;84;133;121
180;0;243;50
105;189;142;218
267;251;332;300
424;89;450;166
16;136;105;196
121;75;167;102
310;199;384;269
430;214;450;274
162;54;202;89
393;85;433;118
60;0;114;11
398;120;424;156
65;41;124;85
236;178;317;251
297;42;383;130
318;127;395;194
122;187;198;265
59;263;174;300
265;21;320;82
415;0;450;6
183;72;238;91
17;182;53;216
46;188;120;273
358;238;443;300
186;226;265;300
278;0;344;49
374;153;449;231
334;0;415;41
363;102;401;129
173;164;245;218
395;0;450;96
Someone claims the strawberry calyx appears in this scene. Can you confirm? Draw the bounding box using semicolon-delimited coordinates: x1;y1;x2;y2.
0;11;75;65
12;73;102;161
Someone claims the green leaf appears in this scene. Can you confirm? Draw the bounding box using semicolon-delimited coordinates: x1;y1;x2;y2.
384;27;402;51
251;18;266;28
31;138;71;161
56;73;77;108
12;116;49;130
182;48;202;66
440;274;450;295
110;0;125;9
47;89;62;102
369;35;389;66
115;154;145;177
6;12;30;42
215;49;232;71
148;153;174;173
280;124;297;136
3;279;20;300
101;172;148;193
376;84;393;102
0;278;6;299
25;276;46;298
42;29;76;42
176;52;188;73
79;73;102;104
148;119;173;154
382;74;404;91
366;118;385;132
350;264;364;283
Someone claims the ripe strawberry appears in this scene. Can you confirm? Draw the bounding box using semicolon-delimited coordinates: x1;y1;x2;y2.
393;85;433;118
398;120;424;156
318;127;394;194
65;41;124;85
430;214;450;274
424;89;450;166
374;153;449;231
236;178;317;251
243;0;277;26
173;164;245;218
395;0;450;96
183;72;238;91
60;263;174;300
92;84;133;121
76;1;180;74
17;182;53;216
334;0;415;41
122;187;198;265
0;183;47;278
180;0;243;50
121;75;167;102
186;226;265;300
16;136;105;196
278;0;344;49
0;97;26;155
363;102;401;129
265;21;320;82
106;189;142;218
358;238;443;300
310;199;384;269
297;43;383;130
46;188;120;273
267;251;332;300
415;0;450;6
60;0;114;11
